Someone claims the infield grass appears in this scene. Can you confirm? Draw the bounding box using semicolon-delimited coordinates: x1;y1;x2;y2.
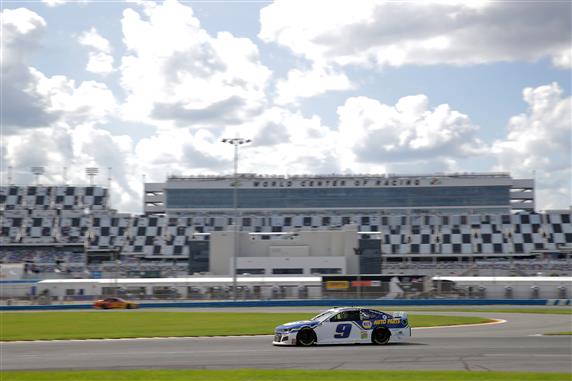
0;312;491;341
2;369;570;381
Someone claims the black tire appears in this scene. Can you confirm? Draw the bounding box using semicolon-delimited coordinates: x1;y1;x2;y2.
371;327;391;345
126;304;132;309
296;328;316;346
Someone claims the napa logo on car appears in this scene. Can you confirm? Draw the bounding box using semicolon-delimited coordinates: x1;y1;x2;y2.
362;320;372;329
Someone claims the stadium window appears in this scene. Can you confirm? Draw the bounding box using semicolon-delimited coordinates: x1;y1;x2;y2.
272;268;303;275
342;217;351;225
361;216;370;225
322;217;331;226
493;243;503;253
284;217;292;226
242;217;251;227
303;217;312;226
310;268;342;274
237;269;265;275
562;214;571;223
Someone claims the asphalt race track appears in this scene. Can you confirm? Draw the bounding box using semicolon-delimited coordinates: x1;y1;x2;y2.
3;311;571;372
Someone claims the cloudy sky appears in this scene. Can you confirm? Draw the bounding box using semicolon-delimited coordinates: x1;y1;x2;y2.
1;0;571;214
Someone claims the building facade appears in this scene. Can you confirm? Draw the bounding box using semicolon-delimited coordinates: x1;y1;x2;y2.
144;172;535;215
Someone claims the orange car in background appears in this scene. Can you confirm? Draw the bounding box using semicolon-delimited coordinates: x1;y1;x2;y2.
93;297;139;309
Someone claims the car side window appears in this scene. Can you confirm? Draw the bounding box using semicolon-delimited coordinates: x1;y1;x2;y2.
331;311;360;322
360;309;378;320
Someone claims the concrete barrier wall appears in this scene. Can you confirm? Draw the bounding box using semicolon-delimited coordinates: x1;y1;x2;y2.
2;298;570;311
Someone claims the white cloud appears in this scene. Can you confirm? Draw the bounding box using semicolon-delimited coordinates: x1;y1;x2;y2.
491;83;571;210
42;0;68;7
78;27;111;53
1;8;55;131
336;94;483;172
119;0;272;128
259;0;571;69
274;64;352;106
552;49;572;69
78;28;114;74
1;8;116;132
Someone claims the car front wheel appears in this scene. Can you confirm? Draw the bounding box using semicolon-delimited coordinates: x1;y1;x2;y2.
296;328;316;346
372;327;391;345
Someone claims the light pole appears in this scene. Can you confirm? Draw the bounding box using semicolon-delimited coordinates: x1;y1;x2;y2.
31;166;45;185
221;137;251;301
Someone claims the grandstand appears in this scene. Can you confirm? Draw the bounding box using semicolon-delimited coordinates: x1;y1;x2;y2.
0;175;570;281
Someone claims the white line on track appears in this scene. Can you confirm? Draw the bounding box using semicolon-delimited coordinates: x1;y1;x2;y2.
412;318;507;330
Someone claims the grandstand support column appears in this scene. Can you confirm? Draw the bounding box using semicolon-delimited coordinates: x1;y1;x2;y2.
222;137;251;301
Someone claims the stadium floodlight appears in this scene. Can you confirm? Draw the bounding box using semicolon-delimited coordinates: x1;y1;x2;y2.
85;167;99;185
221;137;252;301
31;166;45;185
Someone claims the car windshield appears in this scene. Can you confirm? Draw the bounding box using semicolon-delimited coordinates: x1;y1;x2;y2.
311;310;336;321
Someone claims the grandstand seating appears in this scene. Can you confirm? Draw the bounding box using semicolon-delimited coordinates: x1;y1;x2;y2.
1;185;571;276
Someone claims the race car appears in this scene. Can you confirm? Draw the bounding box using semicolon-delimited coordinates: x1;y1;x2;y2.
273;307;410;346
93;297;139;309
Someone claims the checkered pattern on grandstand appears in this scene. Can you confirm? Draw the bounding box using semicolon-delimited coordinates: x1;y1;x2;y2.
1;186;571;260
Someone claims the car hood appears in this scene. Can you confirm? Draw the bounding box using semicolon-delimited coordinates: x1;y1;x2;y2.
275;320;318;332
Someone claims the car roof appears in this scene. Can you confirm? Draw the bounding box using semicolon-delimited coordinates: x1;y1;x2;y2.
328;307;382;313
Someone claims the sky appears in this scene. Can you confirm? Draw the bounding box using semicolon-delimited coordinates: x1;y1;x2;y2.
1;0;571;214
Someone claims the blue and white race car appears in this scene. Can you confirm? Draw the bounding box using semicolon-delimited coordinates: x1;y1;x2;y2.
273;307;410;346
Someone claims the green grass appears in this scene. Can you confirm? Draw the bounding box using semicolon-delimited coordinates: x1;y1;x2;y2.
544;331;572;335
2;369;570;381
399;308;572;315
0;312;492;341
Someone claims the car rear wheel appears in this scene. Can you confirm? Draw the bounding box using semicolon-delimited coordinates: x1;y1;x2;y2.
296;328;316;346
372;327;391;345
